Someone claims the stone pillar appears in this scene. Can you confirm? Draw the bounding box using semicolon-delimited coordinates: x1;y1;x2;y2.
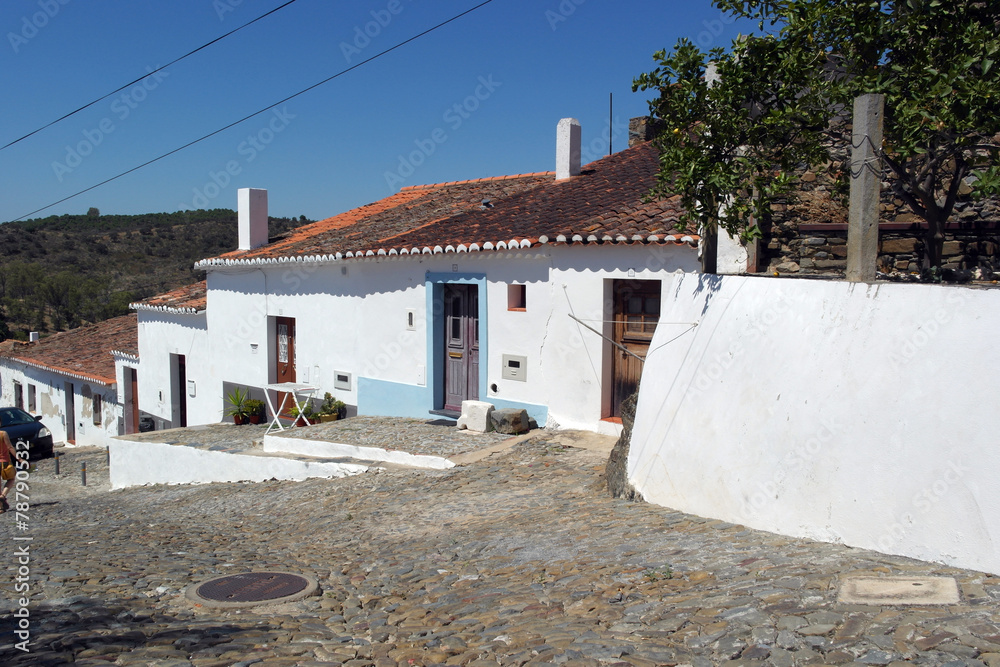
846;93;884;282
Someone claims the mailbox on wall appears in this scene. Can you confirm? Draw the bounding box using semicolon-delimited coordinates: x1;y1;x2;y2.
502;354;527;382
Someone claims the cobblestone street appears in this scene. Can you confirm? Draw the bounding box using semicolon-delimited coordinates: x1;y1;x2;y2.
2;428;999;666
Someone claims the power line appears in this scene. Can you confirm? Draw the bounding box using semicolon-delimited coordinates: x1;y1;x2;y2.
11;0;497;223
0;0;301;152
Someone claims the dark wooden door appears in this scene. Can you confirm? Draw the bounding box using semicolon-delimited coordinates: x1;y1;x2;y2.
129;368;139;434
611;279;661;418
65;381;76;444
443;285;479;412
177;355;187;428
275;317;296;415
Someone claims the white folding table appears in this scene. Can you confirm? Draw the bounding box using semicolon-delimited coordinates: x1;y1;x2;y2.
264;382;318;433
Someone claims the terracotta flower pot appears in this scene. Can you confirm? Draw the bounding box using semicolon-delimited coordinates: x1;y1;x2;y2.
233;414;246;425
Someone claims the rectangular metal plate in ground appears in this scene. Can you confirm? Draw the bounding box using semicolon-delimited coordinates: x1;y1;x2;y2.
838;576;960;605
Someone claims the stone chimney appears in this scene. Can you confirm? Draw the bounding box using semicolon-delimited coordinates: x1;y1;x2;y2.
628;116;664;147
238;188;268;250
555;118;581;180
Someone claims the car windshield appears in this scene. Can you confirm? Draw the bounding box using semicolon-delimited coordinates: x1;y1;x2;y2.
0;408;35;426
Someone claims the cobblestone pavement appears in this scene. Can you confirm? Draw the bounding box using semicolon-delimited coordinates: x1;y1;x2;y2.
120;417;512;459
3;433;1000;667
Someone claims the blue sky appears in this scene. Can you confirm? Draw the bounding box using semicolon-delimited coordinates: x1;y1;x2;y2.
0;0;752;223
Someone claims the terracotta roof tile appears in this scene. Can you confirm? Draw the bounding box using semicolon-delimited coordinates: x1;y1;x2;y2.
0;314;137;386
134;281;207;313
191;143;696;270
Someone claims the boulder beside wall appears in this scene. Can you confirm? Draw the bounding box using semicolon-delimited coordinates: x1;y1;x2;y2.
606;391;643;501
490;408;530;435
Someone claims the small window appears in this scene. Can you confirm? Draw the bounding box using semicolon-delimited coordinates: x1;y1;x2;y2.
93;394;102;426
27;385;36;413
507;284;527;311
13;381;23;409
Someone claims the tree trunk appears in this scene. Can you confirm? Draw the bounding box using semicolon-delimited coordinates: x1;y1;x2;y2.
924;209;946;271
701;228;718;274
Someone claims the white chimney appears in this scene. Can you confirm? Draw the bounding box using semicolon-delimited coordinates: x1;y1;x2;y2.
238;188;268;250
556;118;581;180
29;332;39;342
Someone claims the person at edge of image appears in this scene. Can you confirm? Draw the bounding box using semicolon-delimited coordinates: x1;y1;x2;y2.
0;430;19;512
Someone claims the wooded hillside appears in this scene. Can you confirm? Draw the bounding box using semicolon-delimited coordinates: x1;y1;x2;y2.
0;209;311;340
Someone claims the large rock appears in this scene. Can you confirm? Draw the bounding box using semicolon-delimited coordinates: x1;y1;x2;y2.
456;401;494;433
490;408;530;435
606;391;643;501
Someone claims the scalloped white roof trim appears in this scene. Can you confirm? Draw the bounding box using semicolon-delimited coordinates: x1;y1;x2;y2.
130;302;205;316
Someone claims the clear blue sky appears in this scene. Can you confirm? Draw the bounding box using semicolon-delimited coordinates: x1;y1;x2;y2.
0;0;752;223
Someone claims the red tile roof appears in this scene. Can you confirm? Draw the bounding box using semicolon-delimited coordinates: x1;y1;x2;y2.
0;314;138;386
193;142;696;269
197;172;556;267
132;281;207;314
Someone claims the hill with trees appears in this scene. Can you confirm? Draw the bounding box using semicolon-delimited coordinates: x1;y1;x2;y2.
0;208;311;340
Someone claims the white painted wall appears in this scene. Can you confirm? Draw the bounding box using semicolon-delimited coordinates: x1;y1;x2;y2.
137;244;698;434
629;273;1000;575
109;438;368;489
0;361;120;447
716;230;749;274
136;311;210;426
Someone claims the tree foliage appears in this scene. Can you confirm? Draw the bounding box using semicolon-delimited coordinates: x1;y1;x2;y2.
634;0;1000;270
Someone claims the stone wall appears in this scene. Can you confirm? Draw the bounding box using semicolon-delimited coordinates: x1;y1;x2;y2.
628;116;1000;279
759;124;1000;278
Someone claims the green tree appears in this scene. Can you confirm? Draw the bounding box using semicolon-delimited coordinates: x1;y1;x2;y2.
634;0;1000;271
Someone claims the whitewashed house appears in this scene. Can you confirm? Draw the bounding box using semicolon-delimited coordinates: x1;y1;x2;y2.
0;314;137;447
131;120;700;434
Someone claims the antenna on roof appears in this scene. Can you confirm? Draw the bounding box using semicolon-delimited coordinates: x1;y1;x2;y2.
609;92;613;155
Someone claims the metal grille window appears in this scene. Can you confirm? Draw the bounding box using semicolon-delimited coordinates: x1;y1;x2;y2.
93;394;102;426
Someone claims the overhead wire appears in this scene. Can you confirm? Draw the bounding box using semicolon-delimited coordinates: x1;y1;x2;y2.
11;0;496;222
1;0;301;152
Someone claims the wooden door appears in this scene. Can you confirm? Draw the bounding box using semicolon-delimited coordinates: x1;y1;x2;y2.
176;355;187;428
128;368;139;434
65;381;76;444
443;285;479;412
611;280;661;418
275;317;296;415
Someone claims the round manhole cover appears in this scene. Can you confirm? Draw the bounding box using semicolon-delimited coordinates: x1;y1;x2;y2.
186;571;320;608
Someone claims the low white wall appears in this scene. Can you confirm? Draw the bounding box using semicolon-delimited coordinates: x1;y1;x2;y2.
264;434;455;470
109;439;368;489
629;273;1000;575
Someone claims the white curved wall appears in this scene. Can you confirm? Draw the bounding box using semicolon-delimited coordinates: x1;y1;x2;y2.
630;273;1000;575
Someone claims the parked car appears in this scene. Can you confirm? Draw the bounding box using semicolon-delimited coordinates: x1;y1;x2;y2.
0;407;54;460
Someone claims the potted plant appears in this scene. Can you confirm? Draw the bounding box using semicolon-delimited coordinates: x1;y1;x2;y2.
244;398;266;425
288;402;317;427
225;386;250;425
317;392;346;423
